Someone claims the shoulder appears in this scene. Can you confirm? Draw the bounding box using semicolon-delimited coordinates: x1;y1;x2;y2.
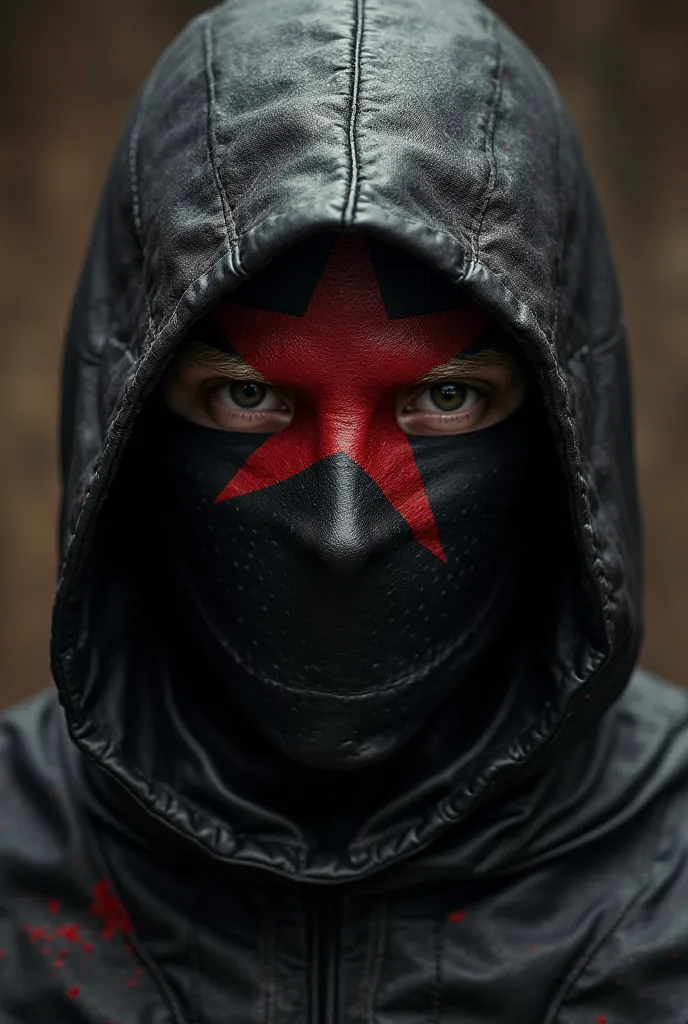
0;693;164;1019
554;668;688;1023
0;693;94;1017
0;689;87;846
0;689;81;840
0;687;89;898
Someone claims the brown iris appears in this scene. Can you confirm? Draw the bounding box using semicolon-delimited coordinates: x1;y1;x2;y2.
230;382;267;408
429;382;466;411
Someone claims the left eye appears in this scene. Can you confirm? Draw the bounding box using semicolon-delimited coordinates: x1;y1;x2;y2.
216;381;284;411
414;382;480;413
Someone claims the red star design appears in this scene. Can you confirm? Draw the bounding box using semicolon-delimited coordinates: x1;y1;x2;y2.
209;235;489;561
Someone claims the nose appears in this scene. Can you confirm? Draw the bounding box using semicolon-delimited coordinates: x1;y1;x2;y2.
288;452;405;576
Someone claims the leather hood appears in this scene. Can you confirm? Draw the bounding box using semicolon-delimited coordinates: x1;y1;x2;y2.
54;0;642;881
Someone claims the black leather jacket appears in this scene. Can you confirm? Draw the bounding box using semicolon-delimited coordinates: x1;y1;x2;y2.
3;0;688;1020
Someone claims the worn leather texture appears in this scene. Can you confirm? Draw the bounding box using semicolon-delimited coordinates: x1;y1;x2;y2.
3;0;688;1020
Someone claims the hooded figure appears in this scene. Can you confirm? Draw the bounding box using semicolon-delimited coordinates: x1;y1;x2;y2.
2;0;688;1020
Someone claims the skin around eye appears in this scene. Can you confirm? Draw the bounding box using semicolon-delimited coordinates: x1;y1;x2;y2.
217;382;283;411
205;380;293;432
416;382;480;413
396;381;489;436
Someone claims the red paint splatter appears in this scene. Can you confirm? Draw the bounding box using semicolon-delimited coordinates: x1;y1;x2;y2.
447;909;466;924
0;949;7;959
83;942;94;954
56;922;81;944
125;979;139;989
47;899;61;916
89;879;133;941
596;1017;608;1023
54;960;65;968
66;986;80;1000
28;925;50;945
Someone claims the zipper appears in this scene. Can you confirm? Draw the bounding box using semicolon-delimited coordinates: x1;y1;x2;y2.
307;888;340;1024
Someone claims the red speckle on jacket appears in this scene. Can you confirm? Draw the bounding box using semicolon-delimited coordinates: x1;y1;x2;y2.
596;1017;608;1023
447;909;466;924
66;986;80;1000
47;899;61;916
83;942;94;954
89;879;133;940
56;922;81;944
0;949;7;959
28;925;51;945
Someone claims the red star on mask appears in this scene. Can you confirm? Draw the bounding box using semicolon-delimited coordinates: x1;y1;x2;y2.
209;235;489;561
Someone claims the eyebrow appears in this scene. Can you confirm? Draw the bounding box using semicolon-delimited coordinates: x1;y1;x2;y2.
180;341;270;381
418;348;518;383
179;339;516;385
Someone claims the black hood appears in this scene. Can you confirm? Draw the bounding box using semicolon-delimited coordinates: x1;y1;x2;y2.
54;0;641;881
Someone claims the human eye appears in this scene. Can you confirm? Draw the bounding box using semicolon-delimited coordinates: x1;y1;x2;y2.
206;380;293;433
397;380;487;436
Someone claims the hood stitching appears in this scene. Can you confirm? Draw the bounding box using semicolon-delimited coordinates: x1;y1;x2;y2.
343;0;365;224
129;56;166;342
203;13;244;279
473;10;504;265
129;67;161;256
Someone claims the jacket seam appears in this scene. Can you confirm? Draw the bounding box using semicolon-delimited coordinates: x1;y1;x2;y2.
430;906;445;1024
360;898;387;1024
539;798;670;1024
203;13;244;277
260;894;277;1024
473;10;504;264
186;914;202;1024
343;0;365;223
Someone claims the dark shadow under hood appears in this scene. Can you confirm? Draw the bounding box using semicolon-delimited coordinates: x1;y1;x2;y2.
54;0;642;882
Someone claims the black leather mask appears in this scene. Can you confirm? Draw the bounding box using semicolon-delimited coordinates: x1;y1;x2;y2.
154;236;535;769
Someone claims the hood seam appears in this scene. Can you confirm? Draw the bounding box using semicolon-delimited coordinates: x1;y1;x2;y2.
473;10;504;264
343;0;365;224
203;12;244;279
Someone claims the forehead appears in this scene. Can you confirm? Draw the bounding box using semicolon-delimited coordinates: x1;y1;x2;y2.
205;235;492;386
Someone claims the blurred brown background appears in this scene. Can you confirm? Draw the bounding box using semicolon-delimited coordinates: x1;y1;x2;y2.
0;0;686;708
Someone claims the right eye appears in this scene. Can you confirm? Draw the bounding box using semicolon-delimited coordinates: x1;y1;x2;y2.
217;381;284;410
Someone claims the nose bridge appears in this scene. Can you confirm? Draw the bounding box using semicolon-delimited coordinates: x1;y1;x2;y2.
294;451;397;577
311;381;384;461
